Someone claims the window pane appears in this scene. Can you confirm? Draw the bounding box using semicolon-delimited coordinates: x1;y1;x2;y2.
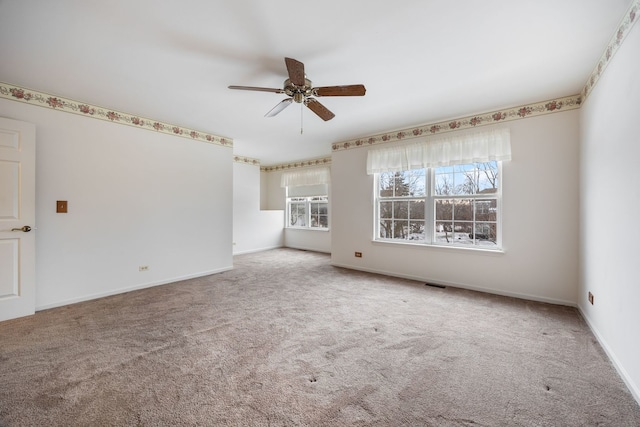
379;219;393;238
407;169;426;196
394;201;408;219
379;172;394;197
436;163;500;196
292;215;306;227
471;223;497;246
393;171;412;197
311;213;328;228
409;200;425;220
477;162;499;193
452;162;500;195
453;199;473;221
434;172;454;195
380;201;393;219
475;199;497;221
393;220;408;239
435;221;453;243
452;221;473;244
408;220;425;241
435;199;453;221
453;166;470;195
380;219;412;240
435;198;498;247
291;214;306;227
308;200;328;229
289;203;306;227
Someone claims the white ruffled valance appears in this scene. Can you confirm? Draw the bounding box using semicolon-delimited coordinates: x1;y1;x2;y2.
366;128;511;174
280;166;331;188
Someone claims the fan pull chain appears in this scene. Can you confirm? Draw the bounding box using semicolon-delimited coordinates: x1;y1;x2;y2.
300;102;304;134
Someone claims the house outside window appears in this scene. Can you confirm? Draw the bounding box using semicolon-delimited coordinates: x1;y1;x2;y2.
376;161;501;249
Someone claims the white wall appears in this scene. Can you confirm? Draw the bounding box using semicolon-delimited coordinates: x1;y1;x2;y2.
233;161;283;254
0;99;233;309
284;229;331;254
331;113;580;305
261;169;286;210
579;20;640;401
260;169;270;210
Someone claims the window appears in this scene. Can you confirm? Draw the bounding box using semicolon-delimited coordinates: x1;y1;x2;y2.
287;195;328;229
281;166;330;230
376;161;501;249
289;197;307;227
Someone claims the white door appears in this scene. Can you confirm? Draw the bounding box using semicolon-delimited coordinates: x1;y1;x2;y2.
0;117;36;322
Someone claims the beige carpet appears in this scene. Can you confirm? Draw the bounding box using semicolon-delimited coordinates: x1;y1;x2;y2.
1;248;639;426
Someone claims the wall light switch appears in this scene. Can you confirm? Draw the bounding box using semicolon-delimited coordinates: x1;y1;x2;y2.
57;200;68;213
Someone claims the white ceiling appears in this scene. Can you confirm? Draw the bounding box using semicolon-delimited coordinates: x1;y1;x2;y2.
0;1;632;165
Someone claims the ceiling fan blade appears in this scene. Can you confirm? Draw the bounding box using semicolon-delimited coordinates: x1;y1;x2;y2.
228;85;284;93
284;57;305;86
305;98;335;121
265;98;293;117
314;84;366;97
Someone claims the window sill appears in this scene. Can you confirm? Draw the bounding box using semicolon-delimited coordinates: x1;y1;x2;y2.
372;239;504;255
286;227;330;232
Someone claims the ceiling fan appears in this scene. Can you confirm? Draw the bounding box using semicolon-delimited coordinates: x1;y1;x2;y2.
228;57;366;122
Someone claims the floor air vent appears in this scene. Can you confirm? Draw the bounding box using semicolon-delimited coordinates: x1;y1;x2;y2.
425;283;446;289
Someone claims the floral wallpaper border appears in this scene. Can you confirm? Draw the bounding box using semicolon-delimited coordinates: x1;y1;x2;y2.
582;0;639;100
0;82;232;148
234;155;260;166
332;95;582;152
261;157;331;172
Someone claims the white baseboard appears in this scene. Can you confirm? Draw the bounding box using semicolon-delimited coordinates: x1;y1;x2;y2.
233;244;283;255
284;244;331;254
577;305;640;406
36;266;233;312
330;262;577;307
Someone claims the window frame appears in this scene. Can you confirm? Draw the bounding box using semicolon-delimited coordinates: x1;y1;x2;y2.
374;162;502;250
286;195;329;230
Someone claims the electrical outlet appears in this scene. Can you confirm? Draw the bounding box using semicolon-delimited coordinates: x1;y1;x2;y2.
139;265;149;272
355;252;362;258
588;291;594;305
56;200;68;213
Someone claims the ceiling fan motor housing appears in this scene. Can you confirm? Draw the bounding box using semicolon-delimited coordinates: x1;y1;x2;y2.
284;78;313;103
